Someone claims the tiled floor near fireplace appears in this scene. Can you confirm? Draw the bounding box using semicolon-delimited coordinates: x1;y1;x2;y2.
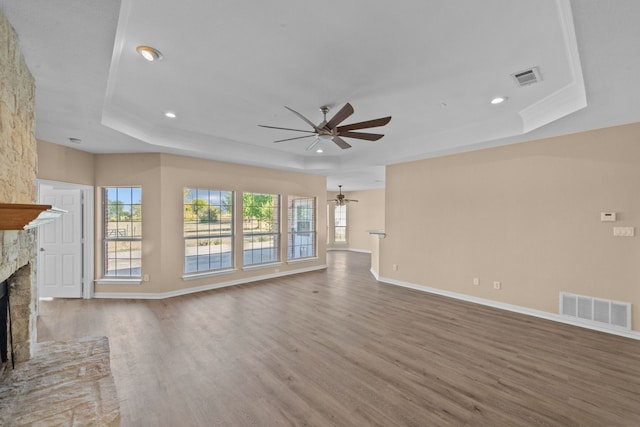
0;336;120;426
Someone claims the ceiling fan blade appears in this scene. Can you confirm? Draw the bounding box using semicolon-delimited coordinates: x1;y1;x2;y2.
336;116;391;132
259;124;315;133
332;136;352;149
274;134;315;143
339;131;384;141
284;106;319;130
344;199;359;203
305;139;321;151
326;103;354;130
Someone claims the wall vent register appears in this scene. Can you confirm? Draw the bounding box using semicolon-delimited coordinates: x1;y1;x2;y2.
560;292;631;330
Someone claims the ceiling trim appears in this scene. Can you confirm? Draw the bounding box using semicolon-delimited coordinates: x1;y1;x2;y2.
518;0;587;133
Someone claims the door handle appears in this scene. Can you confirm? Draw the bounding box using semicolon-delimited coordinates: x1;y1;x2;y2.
39;248;45;252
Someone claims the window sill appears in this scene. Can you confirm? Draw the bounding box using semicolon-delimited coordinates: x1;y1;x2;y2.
242;261;283;272
287;256;318;265
182;268;236;281
96;278;142;285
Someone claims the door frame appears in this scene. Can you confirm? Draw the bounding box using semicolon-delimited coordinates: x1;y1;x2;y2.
37;179;95;299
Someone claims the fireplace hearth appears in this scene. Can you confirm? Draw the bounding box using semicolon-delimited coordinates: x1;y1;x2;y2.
0;267;121;425
0;336;121;426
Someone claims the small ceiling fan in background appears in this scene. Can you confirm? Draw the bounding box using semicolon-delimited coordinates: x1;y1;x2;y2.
331;185;358;205
259;103;391;151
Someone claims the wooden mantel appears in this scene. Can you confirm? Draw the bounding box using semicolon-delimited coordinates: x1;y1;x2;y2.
0;203;66;230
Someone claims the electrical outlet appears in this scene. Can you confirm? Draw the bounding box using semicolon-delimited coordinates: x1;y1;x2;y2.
473;277;480;286
493;281;501;290
392;264;398;271
143;274;149;282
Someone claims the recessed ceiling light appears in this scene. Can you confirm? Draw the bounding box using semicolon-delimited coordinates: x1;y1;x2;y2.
316;147;323;153
491;96;507;105
164;112;176;118
136;45;163;61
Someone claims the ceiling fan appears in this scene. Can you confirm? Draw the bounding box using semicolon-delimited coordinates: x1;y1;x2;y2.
259;103;391;151
331;185;358;205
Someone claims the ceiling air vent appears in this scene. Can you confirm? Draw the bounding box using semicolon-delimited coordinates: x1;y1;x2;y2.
512;67;542;87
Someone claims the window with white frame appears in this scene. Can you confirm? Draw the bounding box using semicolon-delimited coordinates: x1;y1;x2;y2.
243;192;280;266
184;188;234;274
287;196;316;260
103;187;142;277
334;204;347;243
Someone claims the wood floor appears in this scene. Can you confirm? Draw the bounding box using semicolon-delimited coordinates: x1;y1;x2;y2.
38;251;640;426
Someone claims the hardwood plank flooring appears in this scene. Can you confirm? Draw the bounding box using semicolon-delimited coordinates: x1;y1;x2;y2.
37;251;640;426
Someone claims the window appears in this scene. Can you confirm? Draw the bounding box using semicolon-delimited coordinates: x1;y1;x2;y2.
103;187;141;277
288;196;316;260
243;193;280;266
184;189;234;274
334;204;347;243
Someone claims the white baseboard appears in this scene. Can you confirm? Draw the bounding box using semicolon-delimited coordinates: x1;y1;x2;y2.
327;247;372;254
378;276;640;341
94;264;327;300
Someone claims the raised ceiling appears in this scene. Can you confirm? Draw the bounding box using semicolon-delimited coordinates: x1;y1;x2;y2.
2;0;640;190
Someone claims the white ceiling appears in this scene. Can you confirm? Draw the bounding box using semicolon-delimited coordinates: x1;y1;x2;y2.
2;0;640;191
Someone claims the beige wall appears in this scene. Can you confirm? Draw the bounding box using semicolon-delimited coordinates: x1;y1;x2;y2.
327;188;385;252
383;122;640;331
148;153;327;294
37;140;95;185
93;153;163;293
34;150;328;295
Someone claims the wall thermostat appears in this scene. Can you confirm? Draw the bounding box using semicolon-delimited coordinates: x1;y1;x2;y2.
600;212;616;222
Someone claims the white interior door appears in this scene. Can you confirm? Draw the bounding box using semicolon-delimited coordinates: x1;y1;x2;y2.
38;188;83;298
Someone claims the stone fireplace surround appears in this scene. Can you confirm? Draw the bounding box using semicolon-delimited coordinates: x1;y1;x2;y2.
0;229;120;427
0;233;38;365
1;0;40;367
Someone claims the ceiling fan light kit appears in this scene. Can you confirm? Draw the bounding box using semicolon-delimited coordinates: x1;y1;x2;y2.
259;103;391;151
331;185;358;205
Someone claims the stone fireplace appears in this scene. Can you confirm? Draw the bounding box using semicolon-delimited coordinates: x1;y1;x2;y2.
0;10;120;425
0;7;39;367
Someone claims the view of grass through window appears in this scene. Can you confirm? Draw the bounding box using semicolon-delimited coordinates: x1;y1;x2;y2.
184;189;233;273
243;192;280;266
104;187;142;277
288;196;316;259
334;204;347;243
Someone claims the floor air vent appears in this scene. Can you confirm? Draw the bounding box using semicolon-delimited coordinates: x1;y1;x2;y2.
560;292;631;330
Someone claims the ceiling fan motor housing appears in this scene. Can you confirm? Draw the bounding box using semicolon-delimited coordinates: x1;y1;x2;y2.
259;103;392;151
